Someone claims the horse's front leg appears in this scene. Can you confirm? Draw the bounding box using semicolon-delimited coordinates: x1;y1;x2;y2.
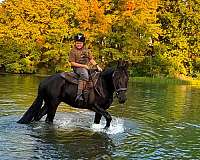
92;104;112;129
94;113;102;124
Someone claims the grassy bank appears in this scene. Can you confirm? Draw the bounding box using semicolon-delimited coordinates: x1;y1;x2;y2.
130;77;200;85
1;72;200;85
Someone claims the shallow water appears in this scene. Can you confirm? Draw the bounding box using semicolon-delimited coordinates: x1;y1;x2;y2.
1;74;200;159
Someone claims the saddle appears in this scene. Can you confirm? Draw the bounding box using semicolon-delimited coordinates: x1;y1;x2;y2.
60;70;104;98
60;72;100;86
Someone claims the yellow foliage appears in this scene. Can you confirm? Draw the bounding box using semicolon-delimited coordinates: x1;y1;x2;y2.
124;0;159;24
0;0;161;73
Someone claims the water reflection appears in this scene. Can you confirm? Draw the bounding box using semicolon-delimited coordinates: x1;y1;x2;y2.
29;125;113;159
0;113;135;160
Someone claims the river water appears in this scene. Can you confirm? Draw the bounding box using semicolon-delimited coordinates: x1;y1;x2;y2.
0;74;200;160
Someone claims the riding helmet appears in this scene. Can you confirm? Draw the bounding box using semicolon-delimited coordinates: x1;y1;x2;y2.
74;33;85;42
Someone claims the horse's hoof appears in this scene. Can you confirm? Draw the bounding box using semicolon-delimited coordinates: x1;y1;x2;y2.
45;120;53;124
104;126;109;130
17;119;29;124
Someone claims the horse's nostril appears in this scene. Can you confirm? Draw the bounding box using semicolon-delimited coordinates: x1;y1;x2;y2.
119;99;126;104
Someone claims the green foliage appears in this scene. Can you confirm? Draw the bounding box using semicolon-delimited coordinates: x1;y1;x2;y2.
0;0;199;77
156;0;200;78
5;63;21;73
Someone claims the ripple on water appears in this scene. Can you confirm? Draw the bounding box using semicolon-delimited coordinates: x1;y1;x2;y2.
0;112;139;160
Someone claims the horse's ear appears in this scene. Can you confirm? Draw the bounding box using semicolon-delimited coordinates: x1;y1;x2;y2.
117;59;129;69
117;59;123;68
124;61;129;70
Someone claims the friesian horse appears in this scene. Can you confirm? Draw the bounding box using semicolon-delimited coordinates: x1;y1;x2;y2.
17;60;129;128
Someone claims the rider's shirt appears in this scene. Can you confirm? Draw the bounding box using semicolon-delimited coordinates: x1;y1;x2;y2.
69;47;93;65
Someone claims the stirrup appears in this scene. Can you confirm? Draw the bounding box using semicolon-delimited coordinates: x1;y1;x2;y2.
83;90;89;103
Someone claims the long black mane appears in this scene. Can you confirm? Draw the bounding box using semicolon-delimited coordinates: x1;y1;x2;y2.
97;67;115;96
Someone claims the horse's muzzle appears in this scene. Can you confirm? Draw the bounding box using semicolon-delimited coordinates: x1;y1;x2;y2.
117;92;127;104
118;98;127;104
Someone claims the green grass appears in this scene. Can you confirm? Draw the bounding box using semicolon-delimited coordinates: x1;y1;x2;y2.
130;77;200;85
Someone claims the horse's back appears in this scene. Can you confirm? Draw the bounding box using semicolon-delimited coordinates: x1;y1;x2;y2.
60;70;100;85
39;73;66;96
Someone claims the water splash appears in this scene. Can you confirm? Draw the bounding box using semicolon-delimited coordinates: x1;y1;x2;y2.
91;117;125;134
55;117;74;128
52;112;125;134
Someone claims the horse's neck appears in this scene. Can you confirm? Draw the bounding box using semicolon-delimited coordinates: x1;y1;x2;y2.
99;69;115;96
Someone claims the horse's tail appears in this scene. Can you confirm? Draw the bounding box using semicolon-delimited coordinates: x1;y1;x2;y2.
17;88;43;124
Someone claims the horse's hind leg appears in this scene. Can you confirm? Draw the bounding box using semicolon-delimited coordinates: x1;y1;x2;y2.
45;99;60;124
34;103;48;121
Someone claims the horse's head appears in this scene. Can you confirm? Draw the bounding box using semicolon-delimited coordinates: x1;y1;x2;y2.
112;60;129;104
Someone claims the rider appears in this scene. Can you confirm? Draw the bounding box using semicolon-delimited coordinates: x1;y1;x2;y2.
69;33;102;103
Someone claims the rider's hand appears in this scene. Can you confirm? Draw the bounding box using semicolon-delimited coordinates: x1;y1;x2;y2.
97;65;103;72
83;65;89;70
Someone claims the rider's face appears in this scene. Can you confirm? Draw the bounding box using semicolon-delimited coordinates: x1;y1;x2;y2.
75;41;84;49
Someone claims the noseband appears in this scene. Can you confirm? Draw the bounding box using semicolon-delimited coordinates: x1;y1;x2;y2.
116;88;127;93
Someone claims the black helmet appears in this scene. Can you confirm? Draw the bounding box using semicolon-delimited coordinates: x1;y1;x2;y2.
74;33;85;42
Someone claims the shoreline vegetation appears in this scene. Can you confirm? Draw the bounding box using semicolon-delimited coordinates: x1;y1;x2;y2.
1;72;200;85
131;77;200;85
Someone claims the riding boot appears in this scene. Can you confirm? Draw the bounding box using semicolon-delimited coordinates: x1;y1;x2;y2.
75;80;84;102
83;80;92;103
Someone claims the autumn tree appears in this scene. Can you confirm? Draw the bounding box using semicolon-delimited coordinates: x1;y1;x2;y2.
156;0;200;77
95;0;160;67
0;0;112;73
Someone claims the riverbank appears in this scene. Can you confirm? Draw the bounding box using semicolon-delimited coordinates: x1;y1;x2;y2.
1;72;200;85
131;77;200;85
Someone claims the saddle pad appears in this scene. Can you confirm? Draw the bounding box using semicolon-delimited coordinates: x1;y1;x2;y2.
60;71;100;86
60;72;79;84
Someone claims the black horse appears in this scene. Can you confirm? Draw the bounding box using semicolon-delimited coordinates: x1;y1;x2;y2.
17;60;129;128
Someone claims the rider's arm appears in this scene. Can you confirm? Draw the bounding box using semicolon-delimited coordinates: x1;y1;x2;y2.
88;50;102;71
90;59;102;72
87;49;98;66
90;59;98;66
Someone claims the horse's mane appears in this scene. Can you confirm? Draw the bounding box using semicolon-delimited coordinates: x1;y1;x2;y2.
100;67;114;77
100;61;117;77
